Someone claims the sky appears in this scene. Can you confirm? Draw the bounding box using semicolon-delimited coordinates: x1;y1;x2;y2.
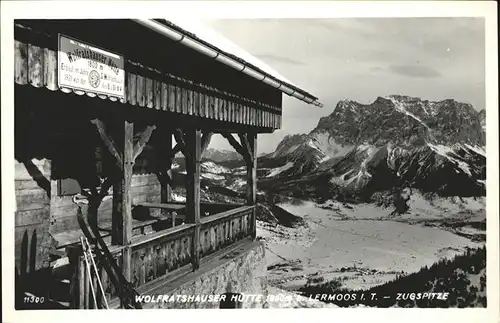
199;18;485;154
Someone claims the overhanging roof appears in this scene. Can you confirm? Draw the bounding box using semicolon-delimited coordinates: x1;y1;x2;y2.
132;18;322;108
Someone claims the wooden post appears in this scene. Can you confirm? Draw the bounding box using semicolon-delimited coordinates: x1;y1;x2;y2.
67;245;84;309
160;133;173;204
111;119;133;283
246;132;257;240
185;128;201;271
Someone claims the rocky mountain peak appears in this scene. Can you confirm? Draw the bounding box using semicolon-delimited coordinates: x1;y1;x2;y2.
264;95;486;199
312;96;485;148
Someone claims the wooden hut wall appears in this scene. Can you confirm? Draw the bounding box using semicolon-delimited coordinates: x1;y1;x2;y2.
49;141;162;236
15;159;56;273
14;20;284;130
49;174;161;236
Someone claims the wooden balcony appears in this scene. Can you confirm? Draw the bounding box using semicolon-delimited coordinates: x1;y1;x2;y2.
66;203;255;309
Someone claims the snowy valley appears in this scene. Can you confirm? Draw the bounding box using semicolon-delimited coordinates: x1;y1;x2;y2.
169;95;486;308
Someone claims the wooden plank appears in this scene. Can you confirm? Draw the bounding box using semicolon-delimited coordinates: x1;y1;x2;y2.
15;40;28;85
130;184;160;196
131;174;160;187
222;98;226;121
205;92;210;119
218;98;226;121
161;82;168;111
167;84;176;112
213;95;218;120
28;44;44;87
175;86;182;113
15;179;44;191
197;92;204;118
133;202;186;211
166;240;173;272
217;97;223;121
43;48;58;91
193;90;199;116
154;79;161;110
200;205;253;226
222;100;227;122
233;101;237;123
179;88;186;115
203;92;209;118
234;103;239;123
187;89;194;115
209;95;215;119
146;77;154;108
136;75;146;107
249;106;253;126
249;106;252;126
204;92;209;119
127;73;137;105
16;189;49;212
15;207;49;227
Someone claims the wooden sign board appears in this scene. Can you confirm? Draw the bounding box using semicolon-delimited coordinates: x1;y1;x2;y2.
58;34;125;99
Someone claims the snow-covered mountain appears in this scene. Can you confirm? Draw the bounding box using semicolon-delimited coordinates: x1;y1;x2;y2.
203;148;242;162
478;109;486;132
261;95;486;199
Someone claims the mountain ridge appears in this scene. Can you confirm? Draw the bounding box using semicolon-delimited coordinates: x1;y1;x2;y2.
260;95;486;200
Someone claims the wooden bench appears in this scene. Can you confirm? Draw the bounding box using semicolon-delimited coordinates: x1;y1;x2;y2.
133;203;186;228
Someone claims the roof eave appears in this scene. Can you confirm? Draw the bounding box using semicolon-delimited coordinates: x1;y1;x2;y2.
132;19;322;108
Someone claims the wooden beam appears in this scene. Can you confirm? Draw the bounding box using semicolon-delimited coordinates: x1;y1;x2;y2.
220;132;249;162
98;177;114;199
171;143;182;157
185;128;201;271
246;132;258;240
173;128;189;159
111;119;133;283
132;125;157;161
91;119;123;170
160;133;173;204
238;133;253;159
200;132;213;157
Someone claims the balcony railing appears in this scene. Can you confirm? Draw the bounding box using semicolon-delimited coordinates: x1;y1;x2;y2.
69;203;255;308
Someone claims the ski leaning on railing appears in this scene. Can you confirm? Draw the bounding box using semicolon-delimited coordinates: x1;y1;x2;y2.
76;207;142;309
